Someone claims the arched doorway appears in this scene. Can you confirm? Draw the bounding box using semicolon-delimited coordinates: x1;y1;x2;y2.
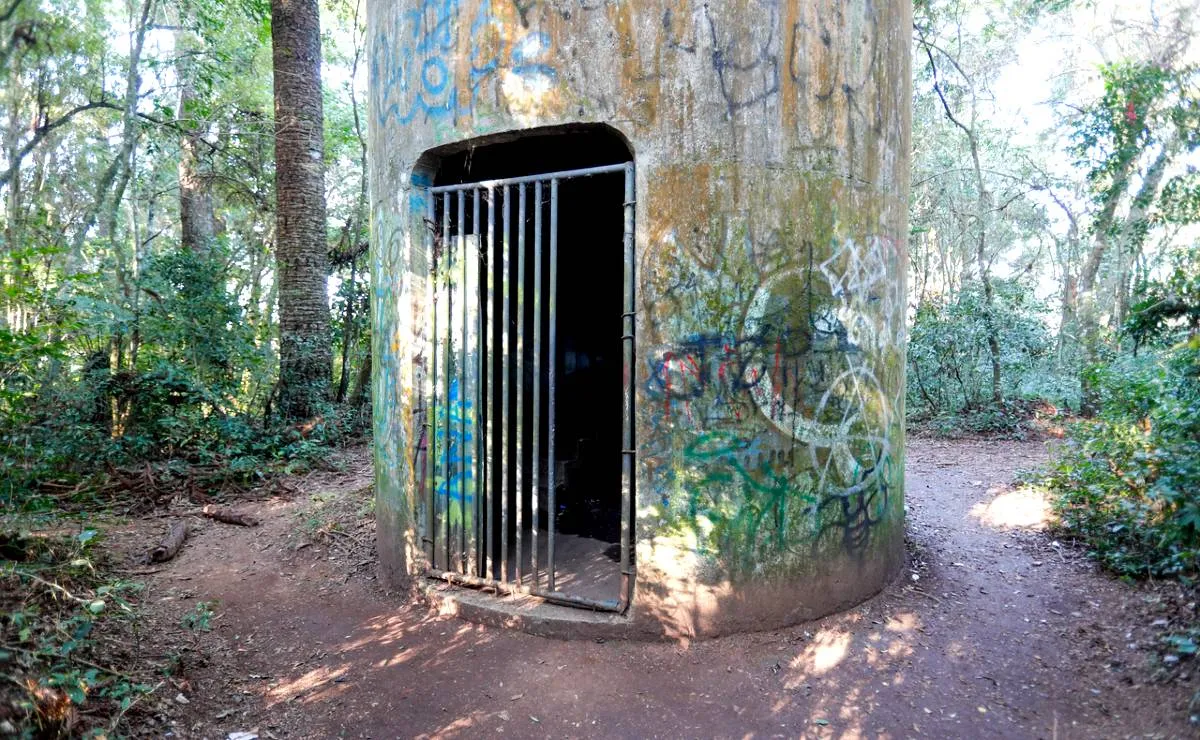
414;124;635;611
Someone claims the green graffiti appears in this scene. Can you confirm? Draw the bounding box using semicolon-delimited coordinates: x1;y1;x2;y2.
666;431;819;573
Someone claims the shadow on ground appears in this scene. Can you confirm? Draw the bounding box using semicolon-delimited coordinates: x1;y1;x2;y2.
122;439;1196;738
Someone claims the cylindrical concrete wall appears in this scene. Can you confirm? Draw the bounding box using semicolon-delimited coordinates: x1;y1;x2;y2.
369;0;910;637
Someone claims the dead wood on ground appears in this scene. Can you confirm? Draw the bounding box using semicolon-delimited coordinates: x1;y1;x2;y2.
149;521;188;562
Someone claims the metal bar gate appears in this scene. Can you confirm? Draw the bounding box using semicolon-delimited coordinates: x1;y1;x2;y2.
418;162;635;613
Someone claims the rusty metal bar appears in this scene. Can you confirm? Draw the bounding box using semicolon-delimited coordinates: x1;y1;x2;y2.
619;163;636;612
484;186;496;579
440;191;452;572
515;183;526;585
423;187;436;566
429;162;630;194
500;185;511;584
546;177;558;593
457;190;467;573
530;180;542;590
472;188;483;577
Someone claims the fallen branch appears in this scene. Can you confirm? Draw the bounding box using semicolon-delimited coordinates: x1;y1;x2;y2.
147;506;260;526
199;505;259;527
149;522;187;562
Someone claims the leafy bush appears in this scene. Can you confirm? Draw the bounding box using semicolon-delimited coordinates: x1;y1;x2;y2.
907;277;1060;433
1044;344;1200;577
1045;242;1200;579
0;247;359;509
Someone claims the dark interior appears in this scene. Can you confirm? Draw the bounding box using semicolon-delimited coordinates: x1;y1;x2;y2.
426;124;630;594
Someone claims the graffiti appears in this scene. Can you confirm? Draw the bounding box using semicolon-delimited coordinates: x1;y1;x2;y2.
655;1;782;114
679;431;817;565
704;1;781;114
372;0;459;125
372;0;559;126
819;235;903;350
431;377;476;528
745;235;901;488
646;231;901;564
818;447;893;555
661;8;697;54
649;335;767;426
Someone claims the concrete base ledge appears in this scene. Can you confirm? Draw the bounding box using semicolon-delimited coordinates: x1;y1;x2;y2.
419;578;652;641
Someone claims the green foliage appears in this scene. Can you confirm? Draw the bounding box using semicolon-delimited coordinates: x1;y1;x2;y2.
1045;345;1200;577
907;278;1061;431
0;246;359;508
1126;243;1200;348
180;601;215;632
1046;246;1200;578
0;523;155;735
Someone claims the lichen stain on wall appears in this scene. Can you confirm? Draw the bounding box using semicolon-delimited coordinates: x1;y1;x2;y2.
635;164;904;579
369;0;908;181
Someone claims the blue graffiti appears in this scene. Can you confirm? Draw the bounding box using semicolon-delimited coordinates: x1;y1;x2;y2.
509;31;557;85
373;0;560;126
372;0;459;125
432;377;476;527
411;171;432;219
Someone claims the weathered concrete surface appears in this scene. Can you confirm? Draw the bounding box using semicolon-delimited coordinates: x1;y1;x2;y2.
369;0;911;637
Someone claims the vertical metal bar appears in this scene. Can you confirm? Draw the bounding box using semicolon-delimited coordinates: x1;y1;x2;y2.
440;192;452;572
485;187;496;580
457;189;468;574
472;189;483;577
500;185;511;584
530;180;542;590
423;188;436;566
514;184;527;585
511;183;525;582
547;178;558;593
619;163;636;612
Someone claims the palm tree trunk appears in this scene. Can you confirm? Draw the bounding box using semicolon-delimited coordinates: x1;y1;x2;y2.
271;0;331;420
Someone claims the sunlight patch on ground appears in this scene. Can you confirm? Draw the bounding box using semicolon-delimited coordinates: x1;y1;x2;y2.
885;612;919;634
787;630;853;676
265;664;349;706
415;709;492;738
970;486;1052;530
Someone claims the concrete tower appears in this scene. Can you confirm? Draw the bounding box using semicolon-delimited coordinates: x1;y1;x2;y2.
368;0;911;638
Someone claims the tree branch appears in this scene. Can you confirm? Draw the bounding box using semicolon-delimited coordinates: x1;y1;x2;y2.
0;100;113;189
0;0;25;24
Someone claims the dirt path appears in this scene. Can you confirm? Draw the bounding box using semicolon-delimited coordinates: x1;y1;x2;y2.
118;439;1197;738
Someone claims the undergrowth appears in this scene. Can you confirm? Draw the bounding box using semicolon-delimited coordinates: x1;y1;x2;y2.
0;522;157;737
1042;343;1200;579
909;398;1066;439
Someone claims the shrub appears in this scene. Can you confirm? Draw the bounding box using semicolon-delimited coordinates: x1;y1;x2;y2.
1044;334;1200;576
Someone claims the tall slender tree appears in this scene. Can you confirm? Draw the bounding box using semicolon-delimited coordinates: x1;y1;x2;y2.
270;0;330;419
176;26;215;255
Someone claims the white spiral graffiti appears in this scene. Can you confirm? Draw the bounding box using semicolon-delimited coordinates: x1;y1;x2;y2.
742;235;899;488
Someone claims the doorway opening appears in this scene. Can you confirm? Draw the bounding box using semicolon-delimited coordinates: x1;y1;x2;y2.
415;124;635;611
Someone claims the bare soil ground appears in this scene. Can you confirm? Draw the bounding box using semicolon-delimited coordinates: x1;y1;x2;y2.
104;439;1198;739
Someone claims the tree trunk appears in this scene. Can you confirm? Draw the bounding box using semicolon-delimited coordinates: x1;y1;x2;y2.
177;30;216;255
1076;143;1173;412
920;35;1003;407
966;136;1003;406
350;350;371;407
1113;146;1171;340
270;0;331;420
72;0;154;262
